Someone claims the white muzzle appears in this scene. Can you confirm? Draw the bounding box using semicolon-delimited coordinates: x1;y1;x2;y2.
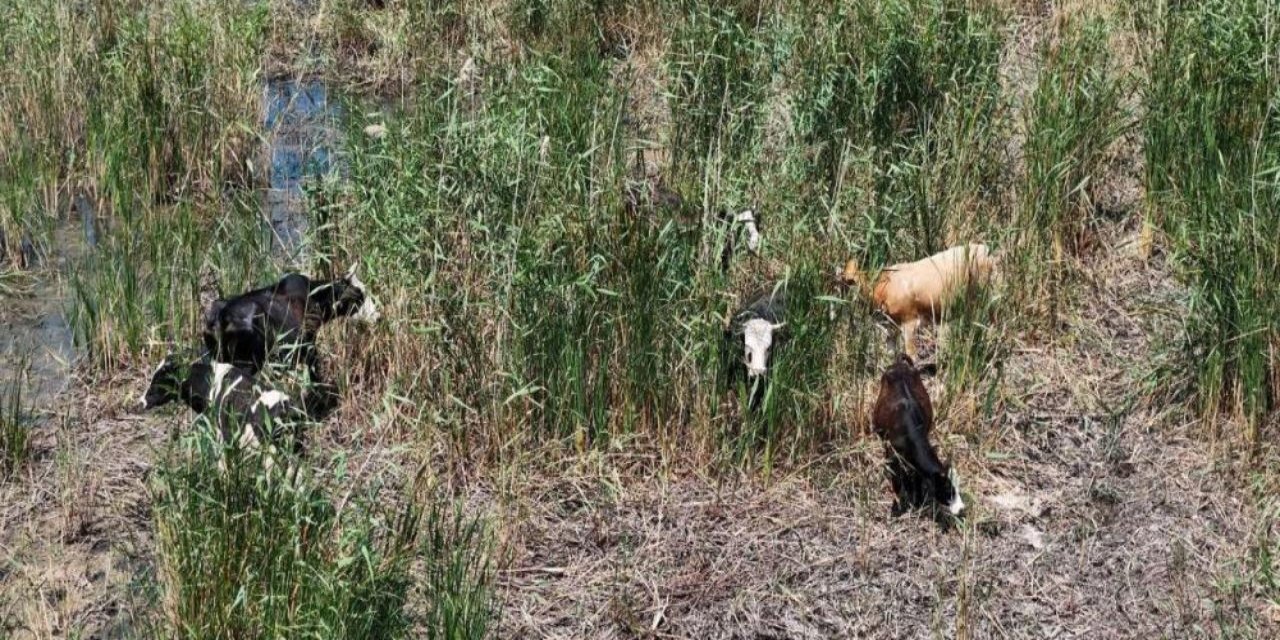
742;318;783;378
948;469;966;516
346;264;381;324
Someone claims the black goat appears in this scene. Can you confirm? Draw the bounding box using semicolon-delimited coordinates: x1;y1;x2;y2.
716;208;761;274
871;354;964;517
621;180;761;274
202;265;378;381
623;179;688;220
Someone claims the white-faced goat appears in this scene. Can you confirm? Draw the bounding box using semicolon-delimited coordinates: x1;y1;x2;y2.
872;354;964;518
203;265;378;382
140;357;306;453
724;288;786;409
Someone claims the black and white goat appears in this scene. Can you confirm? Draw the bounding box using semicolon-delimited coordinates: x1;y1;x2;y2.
621;181;761;274
623;180;688;220
871;354;964;517
202;265;378;381
140;357;306;452
723;288;786;409
717;208;761;274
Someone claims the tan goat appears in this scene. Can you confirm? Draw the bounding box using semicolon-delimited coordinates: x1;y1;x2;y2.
842;243;997;358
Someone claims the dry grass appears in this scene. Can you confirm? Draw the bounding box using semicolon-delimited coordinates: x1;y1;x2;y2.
3;215;1276;638
2;1;1279;638
479;217;1274;639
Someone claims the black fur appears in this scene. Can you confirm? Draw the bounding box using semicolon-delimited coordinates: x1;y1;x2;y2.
202;272;369;381
872;354;961;517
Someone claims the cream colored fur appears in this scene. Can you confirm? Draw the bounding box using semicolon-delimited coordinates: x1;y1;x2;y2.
843;243;997;358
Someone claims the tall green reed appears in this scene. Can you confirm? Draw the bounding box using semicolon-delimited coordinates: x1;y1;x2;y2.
1014;15;1125;324
0;359;32;480
151;420;496;638
667;5;772;183
0;1;270;367
59;1;269;367
1141;0;1279;440
789;0;1005;261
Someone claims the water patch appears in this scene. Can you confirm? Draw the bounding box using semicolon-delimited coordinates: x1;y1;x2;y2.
0;223;84;416
263;77;344;262
76;192;99;248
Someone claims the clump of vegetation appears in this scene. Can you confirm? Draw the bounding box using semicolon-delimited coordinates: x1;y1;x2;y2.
1012;15;1125;324
150;420;497;638
667;5;772;181
1140;0;1280;442
0;1;271;369
939;279;1004;401
790;0;1005;241
327;0;1015;469
0;365;32;480
2;0;1021;472
417;496;501;639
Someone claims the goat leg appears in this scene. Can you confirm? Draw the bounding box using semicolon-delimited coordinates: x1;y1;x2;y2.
888;456;910;516
902;318;921;359
300;346;340;420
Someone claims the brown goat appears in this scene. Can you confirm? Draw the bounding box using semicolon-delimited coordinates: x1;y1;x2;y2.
872;354;964;516
842;243;996;358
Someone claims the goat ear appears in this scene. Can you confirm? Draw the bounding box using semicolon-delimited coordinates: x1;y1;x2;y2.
345;263;368;292
769;321;786;331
